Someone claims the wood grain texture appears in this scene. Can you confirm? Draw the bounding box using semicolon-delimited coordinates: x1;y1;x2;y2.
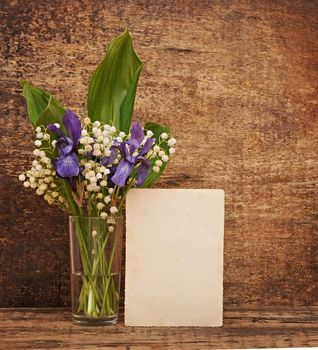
1;307;318;349
0;0;317;307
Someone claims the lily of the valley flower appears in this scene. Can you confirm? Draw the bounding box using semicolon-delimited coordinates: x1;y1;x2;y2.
47;110;82;178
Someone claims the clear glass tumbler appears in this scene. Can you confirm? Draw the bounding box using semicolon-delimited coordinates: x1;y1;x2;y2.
69;216;123;325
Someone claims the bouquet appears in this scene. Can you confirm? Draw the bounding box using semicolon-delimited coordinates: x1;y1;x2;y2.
18;29;176;323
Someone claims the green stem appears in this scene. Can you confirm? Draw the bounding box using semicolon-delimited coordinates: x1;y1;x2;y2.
74;216;121;318
101;231;119;313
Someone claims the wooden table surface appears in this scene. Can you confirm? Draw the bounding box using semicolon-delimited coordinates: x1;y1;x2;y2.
1;306;318;349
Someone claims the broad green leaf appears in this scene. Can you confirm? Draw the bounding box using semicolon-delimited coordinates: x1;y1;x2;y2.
144;122;172;140
21;80;66;133
21;80;51;126
36;96;65;130
87;29;142;133
142;122;172;188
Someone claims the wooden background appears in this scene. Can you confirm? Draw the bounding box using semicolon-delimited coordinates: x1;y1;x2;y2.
0;0;317;308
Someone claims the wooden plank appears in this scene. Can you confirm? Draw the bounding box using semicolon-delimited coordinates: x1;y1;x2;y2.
1;307;318;349
0;0;317;307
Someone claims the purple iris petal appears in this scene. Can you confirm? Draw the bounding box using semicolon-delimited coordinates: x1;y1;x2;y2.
136;157;151;186
130;121;144;144
47;124;63;136
111;160;134;187
107;122;156;187
56;136;73;156
127;122;144;153
139;137;154;156
63;110;82;146
126;138;140;153
107;165;117;187
47;110;81;179
119;142;130;158
56;153;79;178
101;147;118;166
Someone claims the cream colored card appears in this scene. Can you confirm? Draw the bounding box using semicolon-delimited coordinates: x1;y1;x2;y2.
125;189;224;327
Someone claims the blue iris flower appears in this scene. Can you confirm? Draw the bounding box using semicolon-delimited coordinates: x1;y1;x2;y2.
101;122;154;187
47;110;82;178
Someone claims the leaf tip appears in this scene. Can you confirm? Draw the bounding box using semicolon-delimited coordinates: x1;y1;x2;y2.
117;27;130;41
20;80;28;88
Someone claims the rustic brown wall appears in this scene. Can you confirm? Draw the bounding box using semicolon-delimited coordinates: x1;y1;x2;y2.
0;0;317;307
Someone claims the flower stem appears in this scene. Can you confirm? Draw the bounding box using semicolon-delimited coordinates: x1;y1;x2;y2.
72;217;120;318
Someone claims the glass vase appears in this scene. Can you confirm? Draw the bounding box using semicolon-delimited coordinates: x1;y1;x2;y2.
69;216;123;325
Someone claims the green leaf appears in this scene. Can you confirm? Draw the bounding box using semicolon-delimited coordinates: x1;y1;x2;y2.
142;122;172;188
144;122;172;141
87;29;142;133
21;80;66;132
21;80;50;126
36;96;65;130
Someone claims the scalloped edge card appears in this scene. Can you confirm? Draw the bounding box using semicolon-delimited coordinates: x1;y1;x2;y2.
125;189;224;327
